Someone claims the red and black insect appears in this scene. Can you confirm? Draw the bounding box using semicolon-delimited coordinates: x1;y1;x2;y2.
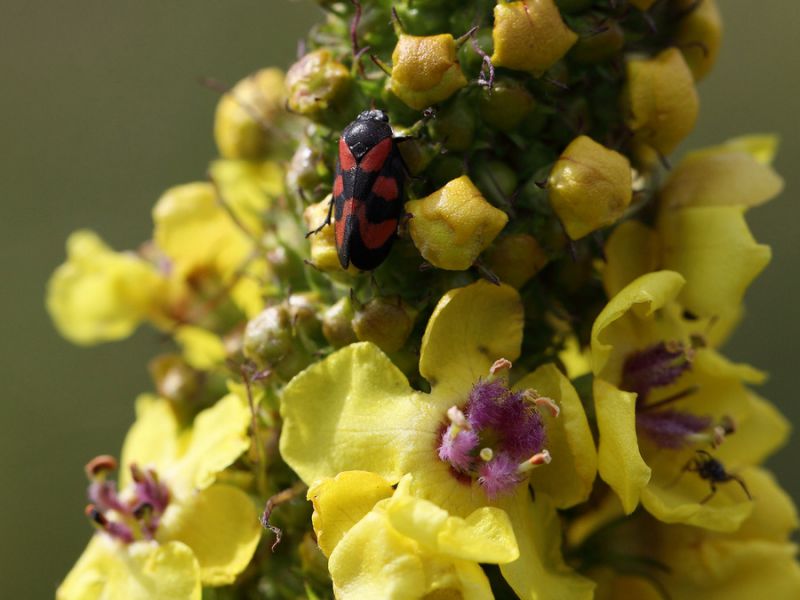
308;109;405;271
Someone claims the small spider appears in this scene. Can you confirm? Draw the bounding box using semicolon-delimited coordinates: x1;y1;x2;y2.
682;450;752;504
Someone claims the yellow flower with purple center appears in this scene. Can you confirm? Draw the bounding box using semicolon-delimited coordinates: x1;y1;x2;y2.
57;393;261;599
280;280;597;598
591;270;790;531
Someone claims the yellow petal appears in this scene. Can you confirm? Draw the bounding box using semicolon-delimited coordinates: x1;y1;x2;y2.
46;230;165;345
601;220;660;299
157;484;261;586
169;393;251;494
280;342;436;486
660;141;784;210
674;0;722;81
174;326;227;370
420;280;523;397
591;270;685;382
498;488;595;600
593;378;651;514
120;395;179;489
659;205;771;318
515;364;597;508
640;448;753;532
209;159;284;233
57;536;201;600
152;182;251;280
716;391;790;467
307;471;395;557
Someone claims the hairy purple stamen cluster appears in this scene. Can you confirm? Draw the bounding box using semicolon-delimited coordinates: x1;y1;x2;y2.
437;379;546;498
635;410;713;449
621;341;692;401
86;459;170;543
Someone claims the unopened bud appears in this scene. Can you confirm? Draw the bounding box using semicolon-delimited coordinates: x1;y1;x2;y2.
352;296;417;354
406;176;508;270
243;305;293;366
548;135;632;239
484;233;549;289
390;34;468;110
492;0;578;77
674;0;722;81
286;50;352;120
479;78;535;132
322;297;358;348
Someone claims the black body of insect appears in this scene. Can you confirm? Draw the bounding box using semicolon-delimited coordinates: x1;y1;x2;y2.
683;450;752;504
307;109;406;271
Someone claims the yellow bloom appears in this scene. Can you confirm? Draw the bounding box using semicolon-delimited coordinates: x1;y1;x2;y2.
601;136;781;319
674;0;722;81
491;0;578;77
58;394;261;598
281;280;596;598
591;271;789;530
46;230;167;345
390;34;468;110
589;468;800;599
213;68;291;160
623;47;699;165
548;135;632;240
152;181;266;319
406;176;508;270
309;472;518;599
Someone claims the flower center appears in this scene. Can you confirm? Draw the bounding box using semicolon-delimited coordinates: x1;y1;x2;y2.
83;454;171;543
436;360;552;499
621;341;734;449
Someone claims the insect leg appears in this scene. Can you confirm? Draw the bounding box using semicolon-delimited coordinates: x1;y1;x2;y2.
305;195;335;238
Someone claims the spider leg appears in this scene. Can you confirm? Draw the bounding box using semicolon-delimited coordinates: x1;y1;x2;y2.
730;474;753;500
700;482;717;505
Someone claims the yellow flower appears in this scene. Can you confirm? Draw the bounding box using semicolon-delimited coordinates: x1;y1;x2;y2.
491;0;578;77
57;394;261;598
152;181;266;319
622;47;699;165
548;135;633;240
406;176;508;270
588;468;800;599
390;34;468;110
281;280;596;598
309;472;518;599
46;229;167;345
591;271;789;531
213;68;291;160
601;136;781;320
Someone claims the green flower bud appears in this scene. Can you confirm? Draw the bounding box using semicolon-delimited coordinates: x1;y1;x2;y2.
286;49;352;120
570;19;624;64
286;142;330;199
148;354;199;424
243;305;293;365
429;97;475;152
322;297;358;348
390;33;468;110
472;160;518;205
213;68;291;160
548;135;632;239
485;233;549;289
479;78;536;132
352;296;417;354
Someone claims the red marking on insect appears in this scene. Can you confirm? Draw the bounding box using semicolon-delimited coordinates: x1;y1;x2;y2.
358;137;392;173
372;175;399;201
333;174;344;197
358;210;398;250
338;138;357;171
335;198;357;248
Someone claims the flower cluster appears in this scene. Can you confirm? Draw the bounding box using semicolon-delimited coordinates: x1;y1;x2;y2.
49;1;798;598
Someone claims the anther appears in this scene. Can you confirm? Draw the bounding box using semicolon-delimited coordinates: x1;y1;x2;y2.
84;455;118;481
518;449;552;473
489;358;512;376
446;405;470;430
480;448;494;462
523;390;560;418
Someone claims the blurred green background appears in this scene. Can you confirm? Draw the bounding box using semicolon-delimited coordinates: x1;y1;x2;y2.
1;1;797;596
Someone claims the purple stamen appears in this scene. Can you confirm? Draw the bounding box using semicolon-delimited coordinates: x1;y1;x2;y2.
621;341;692;402
636;410;713;449
478;453;522;499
